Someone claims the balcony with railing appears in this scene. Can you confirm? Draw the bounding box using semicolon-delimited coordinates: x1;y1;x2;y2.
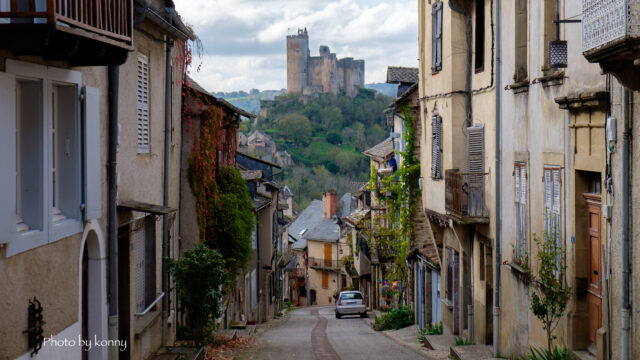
582;0;640;89
308;257;340;272
445;169;488;223
0;0;133;65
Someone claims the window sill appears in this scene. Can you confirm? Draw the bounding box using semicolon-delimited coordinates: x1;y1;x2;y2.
134;310;161;336
532;71;565;87
51;218;82;242
508;262;531;284
441;298;453;310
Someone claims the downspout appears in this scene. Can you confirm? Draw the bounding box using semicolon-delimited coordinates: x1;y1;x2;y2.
161;7;175;347
257;218;261;323
621;87;630;360
107;65;119;360
450;0;474;339
493;0;502;356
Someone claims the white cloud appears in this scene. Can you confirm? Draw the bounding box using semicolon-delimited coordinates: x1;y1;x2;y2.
174;0;418;92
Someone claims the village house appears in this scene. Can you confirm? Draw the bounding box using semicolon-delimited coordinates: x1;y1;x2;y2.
418;0;496;344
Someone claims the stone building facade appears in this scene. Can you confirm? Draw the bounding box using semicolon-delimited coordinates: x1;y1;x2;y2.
286;28;365;97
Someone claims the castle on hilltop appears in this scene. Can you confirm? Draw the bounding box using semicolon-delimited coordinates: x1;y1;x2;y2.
286;28;365;97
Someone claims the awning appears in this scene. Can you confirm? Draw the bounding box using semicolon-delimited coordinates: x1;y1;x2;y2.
117;200;177;215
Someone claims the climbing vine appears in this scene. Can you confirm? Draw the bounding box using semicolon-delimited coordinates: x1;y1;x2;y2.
366;106;421;283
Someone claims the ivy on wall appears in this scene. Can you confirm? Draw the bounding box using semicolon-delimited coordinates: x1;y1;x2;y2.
367;106;421;283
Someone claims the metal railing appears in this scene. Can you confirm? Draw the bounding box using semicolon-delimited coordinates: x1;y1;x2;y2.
0;0;133;43
445;169;488;219
308;257;340;271
582;0;640;53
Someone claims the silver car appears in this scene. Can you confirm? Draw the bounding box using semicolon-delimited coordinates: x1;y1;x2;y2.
335;291;367;318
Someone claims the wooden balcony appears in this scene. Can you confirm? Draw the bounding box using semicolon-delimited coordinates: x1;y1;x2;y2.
445;169;488;223
582;0;640;90
0;0;133;65
308;257;340;272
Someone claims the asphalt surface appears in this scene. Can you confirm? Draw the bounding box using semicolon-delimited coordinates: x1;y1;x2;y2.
238;306;429;360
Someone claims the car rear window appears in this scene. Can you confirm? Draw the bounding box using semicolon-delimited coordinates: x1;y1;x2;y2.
340;293;362;300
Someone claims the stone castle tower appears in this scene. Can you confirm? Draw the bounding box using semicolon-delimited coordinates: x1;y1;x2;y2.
286;28;365;97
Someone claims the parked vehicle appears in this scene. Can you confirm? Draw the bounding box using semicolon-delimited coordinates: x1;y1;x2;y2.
335;291;367;318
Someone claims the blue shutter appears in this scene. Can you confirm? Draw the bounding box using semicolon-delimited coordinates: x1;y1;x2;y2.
0;72;16;244
83;86;102;220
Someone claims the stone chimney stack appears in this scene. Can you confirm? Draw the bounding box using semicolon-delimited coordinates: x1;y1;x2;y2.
322;189;338;219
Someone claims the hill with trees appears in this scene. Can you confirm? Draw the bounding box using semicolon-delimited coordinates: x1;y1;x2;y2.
243;88;395;210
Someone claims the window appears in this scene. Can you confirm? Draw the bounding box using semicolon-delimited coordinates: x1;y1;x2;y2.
322;271;329;289
514;0;528;81
543;166;562;264
514;162;528;260
446;247;458;302
431;115;442;179
467;124;485;216
475;0;485;72
0;60;100;256
137;53;150;153
432;1;443;73
135;216;157;313
251;270;257;307
340;292;362;300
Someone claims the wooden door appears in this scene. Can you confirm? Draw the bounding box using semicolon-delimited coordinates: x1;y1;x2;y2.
585;193;602;350
322;271;329;289
324;243;332;267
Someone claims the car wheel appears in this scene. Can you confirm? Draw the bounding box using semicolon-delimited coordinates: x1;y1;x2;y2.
335;313;341;319
360;312;367;318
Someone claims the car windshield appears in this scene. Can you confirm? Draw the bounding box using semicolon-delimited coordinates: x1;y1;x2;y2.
340;293;362;300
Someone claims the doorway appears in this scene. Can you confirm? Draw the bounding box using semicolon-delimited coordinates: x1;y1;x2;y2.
584;193;602;353
81;227;107;360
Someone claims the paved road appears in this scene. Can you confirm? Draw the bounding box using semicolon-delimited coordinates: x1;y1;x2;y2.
238;306;429;360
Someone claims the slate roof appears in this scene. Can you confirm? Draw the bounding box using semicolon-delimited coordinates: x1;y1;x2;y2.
345;208;370;227
305;219;340;242
386;66;419;84
289;200;323;250
337;193;356;220
363;138;394;160
251;194;271;211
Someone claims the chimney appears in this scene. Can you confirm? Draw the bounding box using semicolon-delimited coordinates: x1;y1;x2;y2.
322;189;338;219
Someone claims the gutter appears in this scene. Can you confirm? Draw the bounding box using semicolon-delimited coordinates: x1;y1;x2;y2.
621;87;630;360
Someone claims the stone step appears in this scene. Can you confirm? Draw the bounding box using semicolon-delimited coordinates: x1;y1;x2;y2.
423;334;457;351
450;344;497;360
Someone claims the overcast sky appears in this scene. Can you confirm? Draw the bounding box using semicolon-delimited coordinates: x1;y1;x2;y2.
173;0;418;93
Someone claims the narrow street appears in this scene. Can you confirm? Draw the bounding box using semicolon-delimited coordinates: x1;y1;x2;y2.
238;306;431;360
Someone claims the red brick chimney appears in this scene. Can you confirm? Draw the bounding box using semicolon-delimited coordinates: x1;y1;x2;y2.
322;189;338;219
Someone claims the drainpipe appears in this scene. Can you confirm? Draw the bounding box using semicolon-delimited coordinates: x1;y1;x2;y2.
493;0;502;356
621;87;630;360
107;65;119;360
161;7;175;347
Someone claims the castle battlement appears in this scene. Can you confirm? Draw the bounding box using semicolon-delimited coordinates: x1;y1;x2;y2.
286;29;364;97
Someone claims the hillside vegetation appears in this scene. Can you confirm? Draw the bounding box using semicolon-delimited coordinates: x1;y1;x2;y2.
245;88;395;210
215;89;285;115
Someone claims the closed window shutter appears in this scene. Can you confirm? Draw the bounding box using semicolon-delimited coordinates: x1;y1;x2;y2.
543;168;552;240
135;222;147;313
0;72;16;244
137;54;150;153
467;124;485;216
83;86;101;220
552;169;562;261
431;115;442;179
432;2;443;72
543;166;561;247
514;162;527;258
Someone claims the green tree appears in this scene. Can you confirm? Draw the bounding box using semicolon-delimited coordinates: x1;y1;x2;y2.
529;233;572;354
169;242;227;346
277;113;312;146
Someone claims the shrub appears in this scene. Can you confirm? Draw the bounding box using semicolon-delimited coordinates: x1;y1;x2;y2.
169;242;228;347
373;306;414;331
454;337;475;346
326;131;343;144
528;345;570;360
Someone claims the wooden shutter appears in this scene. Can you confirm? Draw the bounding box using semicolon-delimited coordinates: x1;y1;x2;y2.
431;115;442;179
543;166;561;244
322;271;329;289
137;53;150;153
467;124;485;217
432;1;443;72
134;221;147;313
83;86;101;220
0;72;16;244
514;162;527;257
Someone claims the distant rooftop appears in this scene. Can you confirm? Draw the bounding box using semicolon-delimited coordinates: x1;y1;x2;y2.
363;138;394;160
386;66;419;84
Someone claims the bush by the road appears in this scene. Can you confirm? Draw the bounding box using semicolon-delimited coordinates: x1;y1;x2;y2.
373;306;414;331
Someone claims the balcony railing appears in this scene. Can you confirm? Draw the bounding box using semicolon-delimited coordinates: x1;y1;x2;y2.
445;169;488;220
308;257;340;271
0;0;132;41
582;0;640;54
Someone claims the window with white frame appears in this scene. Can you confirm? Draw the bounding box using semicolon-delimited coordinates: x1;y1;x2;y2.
0;59;102;256
543;166;562;265
137;53;150;153
514;162;528;261
135;216;157;313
